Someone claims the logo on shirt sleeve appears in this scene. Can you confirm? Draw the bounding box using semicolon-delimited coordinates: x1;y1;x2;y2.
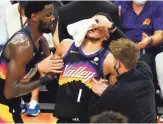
142;18;151;25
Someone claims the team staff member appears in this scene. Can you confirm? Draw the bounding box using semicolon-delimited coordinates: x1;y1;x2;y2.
90;38;157;123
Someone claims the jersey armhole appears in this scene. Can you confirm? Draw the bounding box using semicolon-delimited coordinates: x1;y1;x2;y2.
63;42;75;59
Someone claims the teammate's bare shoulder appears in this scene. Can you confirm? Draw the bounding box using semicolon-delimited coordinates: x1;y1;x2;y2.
6;34;33;60
9;34;32;47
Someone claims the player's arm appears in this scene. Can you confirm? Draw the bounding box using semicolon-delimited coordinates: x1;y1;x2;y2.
4;35;62;99
35;36;64;75
91;52;117;96
103;53;117;85
45;39;74;91
53;22;60;47
54;38;74;57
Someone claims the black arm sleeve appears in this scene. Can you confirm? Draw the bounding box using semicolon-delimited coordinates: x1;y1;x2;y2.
45;74;59;91
111;27;127;39
58;8;71;41
7;73;56;99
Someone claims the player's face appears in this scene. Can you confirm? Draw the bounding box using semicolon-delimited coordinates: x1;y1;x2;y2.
85;15;109;41
38;4;55;33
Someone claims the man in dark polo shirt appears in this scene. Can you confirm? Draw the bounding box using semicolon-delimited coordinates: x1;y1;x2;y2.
89;38;157;123
114;1;163;88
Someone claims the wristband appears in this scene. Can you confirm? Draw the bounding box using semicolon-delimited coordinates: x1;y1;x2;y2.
40;75;51;86
40;73;58;86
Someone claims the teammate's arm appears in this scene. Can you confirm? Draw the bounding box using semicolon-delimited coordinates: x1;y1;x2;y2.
4;35;63;99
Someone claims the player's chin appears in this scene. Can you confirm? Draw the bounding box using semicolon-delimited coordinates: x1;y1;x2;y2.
48;27;53;32
91;35;100;39
46;24;53;32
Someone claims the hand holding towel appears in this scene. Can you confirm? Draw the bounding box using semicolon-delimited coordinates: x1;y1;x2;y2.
67;19;97;47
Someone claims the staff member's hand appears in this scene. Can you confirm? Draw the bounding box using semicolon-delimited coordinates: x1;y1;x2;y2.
138;32;151;49
91;78;109;96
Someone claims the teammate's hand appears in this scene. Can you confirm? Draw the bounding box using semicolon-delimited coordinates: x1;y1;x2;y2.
91;78;109;96
51;54;62;60
37;53;64;74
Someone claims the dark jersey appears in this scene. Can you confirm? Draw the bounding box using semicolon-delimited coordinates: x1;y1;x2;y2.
54;43;109;119
0;26;45;119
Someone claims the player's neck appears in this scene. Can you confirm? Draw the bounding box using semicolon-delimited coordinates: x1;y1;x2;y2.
81;39;102;55
132;2;145;15
27;22;42;44
118;63;131;76
118;68;130;76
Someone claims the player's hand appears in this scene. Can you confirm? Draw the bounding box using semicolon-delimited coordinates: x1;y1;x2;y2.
91;22;113;29
37;53;63;74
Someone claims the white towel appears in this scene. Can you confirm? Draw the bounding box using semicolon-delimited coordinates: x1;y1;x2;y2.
67;19;97;47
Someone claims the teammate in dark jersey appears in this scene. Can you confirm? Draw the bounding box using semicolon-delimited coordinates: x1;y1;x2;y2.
53;13;117;123
0;1;63;123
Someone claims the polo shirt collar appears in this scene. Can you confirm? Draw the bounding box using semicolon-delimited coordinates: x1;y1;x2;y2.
126;1;150;14
116;69;137;82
